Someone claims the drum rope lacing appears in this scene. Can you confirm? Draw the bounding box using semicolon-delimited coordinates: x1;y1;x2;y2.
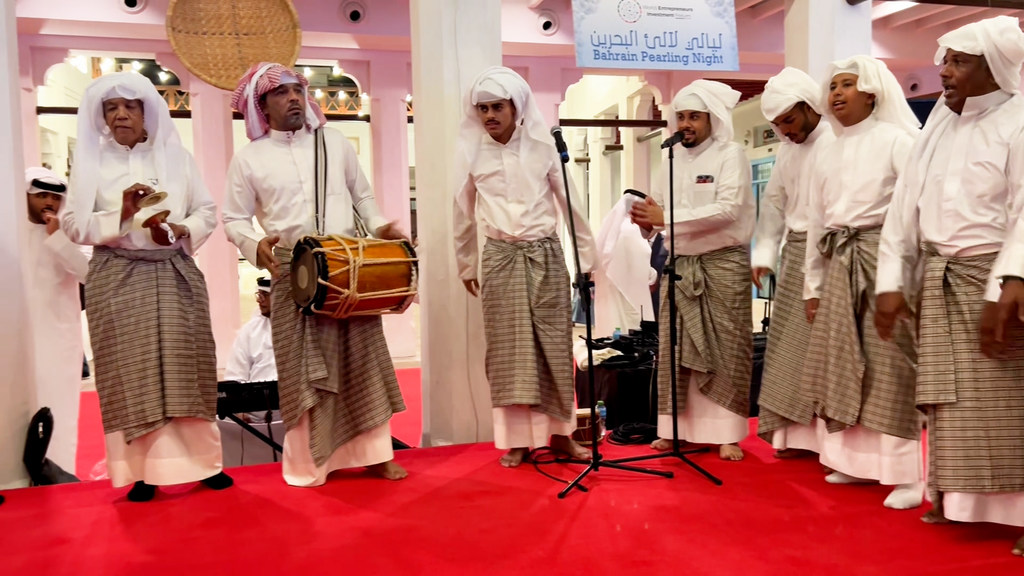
311;235;418;319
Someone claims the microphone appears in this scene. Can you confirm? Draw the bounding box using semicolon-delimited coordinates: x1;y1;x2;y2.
550;126;570;164
661;130;685;149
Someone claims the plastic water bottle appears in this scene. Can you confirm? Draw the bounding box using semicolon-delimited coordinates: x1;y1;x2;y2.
612;327;621;340
596;400;608;437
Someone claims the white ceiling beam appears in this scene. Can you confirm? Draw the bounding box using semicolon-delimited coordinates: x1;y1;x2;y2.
919;6;989;28
880;4;953;28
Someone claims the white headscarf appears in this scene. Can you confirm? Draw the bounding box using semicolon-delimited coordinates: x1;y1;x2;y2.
25;167;66;194
761;67;823;121
823;55;920;137
934;15;1024;94
454;66;555;216
70;73;187;209
671;80;741;144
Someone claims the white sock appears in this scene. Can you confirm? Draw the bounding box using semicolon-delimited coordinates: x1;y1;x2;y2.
825;471;873;484
883;482;924;510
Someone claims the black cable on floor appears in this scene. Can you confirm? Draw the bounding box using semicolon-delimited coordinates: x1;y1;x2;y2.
527;447;589;491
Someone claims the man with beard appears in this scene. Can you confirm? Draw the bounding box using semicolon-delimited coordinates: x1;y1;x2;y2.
224;63;407;486
630;80;755;461
24;167;89;475
752;68;834;458
879;15;1024;555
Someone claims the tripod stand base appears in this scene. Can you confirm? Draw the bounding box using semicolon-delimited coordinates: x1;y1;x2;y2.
610;447;724;486
556;454;674;498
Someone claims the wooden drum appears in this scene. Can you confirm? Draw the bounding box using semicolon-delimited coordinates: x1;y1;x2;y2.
291;235;418;319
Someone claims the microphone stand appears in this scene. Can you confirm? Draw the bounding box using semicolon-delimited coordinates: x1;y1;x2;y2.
550;127;673;499
603;136;722;486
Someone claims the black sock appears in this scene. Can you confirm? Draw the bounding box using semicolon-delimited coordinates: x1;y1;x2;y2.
126;481;156;502
200;471;234;490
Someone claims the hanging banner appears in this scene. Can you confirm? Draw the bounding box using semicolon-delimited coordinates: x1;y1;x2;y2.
572;0;739;71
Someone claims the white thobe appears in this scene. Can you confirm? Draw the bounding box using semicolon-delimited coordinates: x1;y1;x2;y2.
223;313;277;384
651;137;755;445
25;224;88;474
222;127;388;267
223;311;279;424
453;127;596;449
804;116;915;300
593;194;655;339
59;137;223;488
879;91;1024;523
751;121;835;452
223;126;394;483
751;121;835;269
806;115;920;485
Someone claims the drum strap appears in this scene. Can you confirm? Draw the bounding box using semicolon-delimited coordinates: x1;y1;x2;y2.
314;127;371;238
314;128;327;236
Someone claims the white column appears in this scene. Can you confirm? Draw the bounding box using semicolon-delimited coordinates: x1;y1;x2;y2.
784;0;872;80
369;54;419;361
0;0;34;489
369;54;412;235
411;0;501;446
186;78;240;369
587;125;617;229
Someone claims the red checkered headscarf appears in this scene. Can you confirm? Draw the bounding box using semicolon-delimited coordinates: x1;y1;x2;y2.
232;62;327;140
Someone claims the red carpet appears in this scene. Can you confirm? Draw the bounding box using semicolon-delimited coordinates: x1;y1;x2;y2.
75;368;424;479
7;371;1016;575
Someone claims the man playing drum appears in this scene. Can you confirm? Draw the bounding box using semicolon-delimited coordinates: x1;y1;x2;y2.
223;62;408;486
453;66;595;467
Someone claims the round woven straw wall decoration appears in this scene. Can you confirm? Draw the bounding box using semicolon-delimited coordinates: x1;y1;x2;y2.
166;0;302;91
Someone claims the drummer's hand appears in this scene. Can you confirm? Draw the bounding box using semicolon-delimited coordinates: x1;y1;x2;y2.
463;279;479;297
257;235;281;279
121;183;156;223
375;222;408;241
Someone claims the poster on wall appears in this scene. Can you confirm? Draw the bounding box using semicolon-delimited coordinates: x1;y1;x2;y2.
572;0;739;71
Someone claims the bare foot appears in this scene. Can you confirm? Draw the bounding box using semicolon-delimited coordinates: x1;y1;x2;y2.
550;435;591;460
367;460;408;480
499;448;529;468
774;448;814;459
921;508;949;524
1013;534;1023;556
719;443;744;461
650;438;689;451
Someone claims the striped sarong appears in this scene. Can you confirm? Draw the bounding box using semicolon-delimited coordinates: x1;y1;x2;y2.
657;245;752;417
757;231;815;440
918;247;1024;497
801;226;919;440
272;249;406;467
480;237;574;423
86;246;217;442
